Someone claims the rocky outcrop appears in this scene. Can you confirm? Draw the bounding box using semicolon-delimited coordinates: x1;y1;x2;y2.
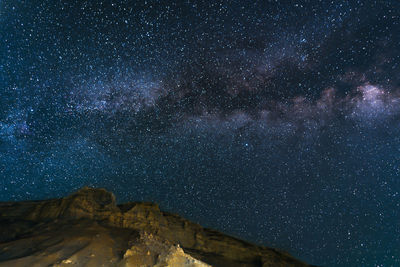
0;187;311;267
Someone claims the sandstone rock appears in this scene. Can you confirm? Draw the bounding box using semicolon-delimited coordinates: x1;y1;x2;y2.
0;187;312;267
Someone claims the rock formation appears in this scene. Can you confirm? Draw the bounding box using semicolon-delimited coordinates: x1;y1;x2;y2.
0;187;312;267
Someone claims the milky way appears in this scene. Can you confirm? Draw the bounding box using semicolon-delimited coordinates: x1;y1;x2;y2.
1;1;399;265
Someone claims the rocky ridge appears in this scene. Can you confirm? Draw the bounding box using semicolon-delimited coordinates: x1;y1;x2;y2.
0;187;312;267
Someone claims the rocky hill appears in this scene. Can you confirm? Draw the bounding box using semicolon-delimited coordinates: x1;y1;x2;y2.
0;187;312;267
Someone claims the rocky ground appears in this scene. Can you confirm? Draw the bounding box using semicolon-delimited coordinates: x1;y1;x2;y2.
0;187;312;267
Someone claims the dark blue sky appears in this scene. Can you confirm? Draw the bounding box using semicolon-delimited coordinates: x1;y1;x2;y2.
1;1;399;265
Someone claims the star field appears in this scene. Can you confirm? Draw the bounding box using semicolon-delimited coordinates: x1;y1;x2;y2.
1;1;399;265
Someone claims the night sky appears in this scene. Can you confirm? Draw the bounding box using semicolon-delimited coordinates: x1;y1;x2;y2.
1;0;399;265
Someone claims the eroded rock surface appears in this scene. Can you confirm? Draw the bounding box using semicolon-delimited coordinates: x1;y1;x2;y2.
0;187;312;267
